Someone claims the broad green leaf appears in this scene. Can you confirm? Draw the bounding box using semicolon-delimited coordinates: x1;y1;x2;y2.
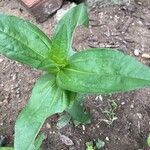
15;74;69;150
66;93;91;124
57;48;150;93
50;3;89;64
0;14;54;70
0;148;14;150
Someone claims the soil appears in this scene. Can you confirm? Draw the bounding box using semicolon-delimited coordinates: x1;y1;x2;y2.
0;0;150;150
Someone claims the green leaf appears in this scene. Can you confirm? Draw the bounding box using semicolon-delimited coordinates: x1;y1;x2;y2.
57;113;71;129
50;3;89;64
86;142;95;150
37;58;63;73
15;74;69;150
96;139;105;149
0;14;54;70
0;148;14;150
34;133;45;150
66;93;91;124
147;134;150;147
57;48;150;93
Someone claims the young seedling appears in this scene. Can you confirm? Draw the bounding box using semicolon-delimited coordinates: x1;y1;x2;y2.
86;141;95;150
96;139;105;149
0;3;150;150
86;139;105;150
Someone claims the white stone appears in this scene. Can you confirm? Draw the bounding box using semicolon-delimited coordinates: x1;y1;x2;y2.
142;53;150;59
121;102;125;105
134;50;140;56
82;125;85;131
0;58;3;63
105;137;109;141
130;104;134;108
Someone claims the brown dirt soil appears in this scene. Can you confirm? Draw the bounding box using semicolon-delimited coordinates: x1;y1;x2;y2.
0;0;150;150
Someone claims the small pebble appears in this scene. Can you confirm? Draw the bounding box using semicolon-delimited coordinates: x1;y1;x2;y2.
46;123;51;129
82;125;85;131
105;137;109;141
134;50;140;56
137;113;142;119
121;102;125;105
12;73;17;80
130;104;134;108
59;134;74;146
0;58;3;63
142;53;150;59
137;1;142;5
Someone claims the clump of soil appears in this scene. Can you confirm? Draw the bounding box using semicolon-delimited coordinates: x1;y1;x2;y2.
0;0;150;149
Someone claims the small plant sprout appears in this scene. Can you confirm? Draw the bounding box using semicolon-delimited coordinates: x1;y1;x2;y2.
0;3;150;150
86;141;95;150
86;139;105;150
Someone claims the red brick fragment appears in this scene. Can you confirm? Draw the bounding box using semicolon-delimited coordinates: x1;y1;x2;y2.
20;0;63;22
20;0;40;8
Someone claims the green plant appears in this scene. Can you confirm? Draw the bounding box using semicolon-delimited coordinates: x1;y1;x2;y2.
0;3;150;150
0;148;14;150
86;141;95;150
86;139;105;150
147;133;150;147
96;139;105;149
